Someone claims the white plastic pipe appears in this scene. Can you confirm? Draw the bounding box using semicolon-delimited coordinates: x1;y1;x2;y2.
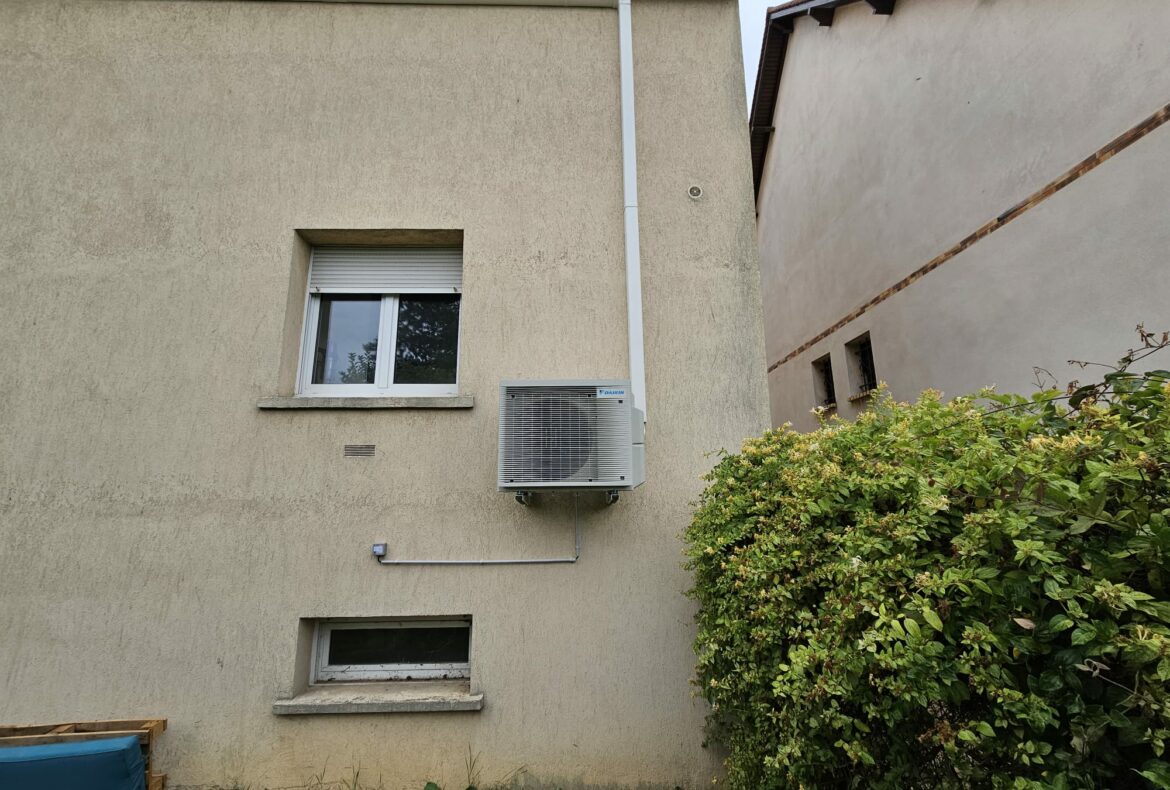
377;519;581;565
376;495;582;565
617;0;647;422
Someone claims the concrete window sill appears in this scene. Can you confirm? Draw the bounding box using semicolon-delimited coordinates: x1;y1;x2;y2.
257;396;474;410
272;680;483;715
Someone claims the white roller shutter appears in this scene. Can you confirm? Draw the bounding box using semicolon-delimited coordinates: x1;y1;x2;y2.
308;246;462;293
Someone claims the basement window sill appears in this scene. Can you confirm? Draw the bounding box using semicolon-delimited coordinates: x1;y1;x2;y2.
272;680;483;715
257;396;474;410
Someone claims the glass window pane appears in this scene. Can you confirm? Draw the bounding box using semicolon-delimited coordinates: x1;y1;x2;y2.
393;295;460;384
328;626;470;665
312;296;381;385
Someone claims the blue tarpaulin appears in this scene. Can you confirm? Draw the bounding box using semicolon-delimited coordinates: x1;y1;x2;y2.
0;734;144;790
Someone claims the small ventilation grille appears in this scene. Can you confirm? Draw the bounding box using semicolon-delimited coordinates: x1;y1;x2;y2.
343;444;376;458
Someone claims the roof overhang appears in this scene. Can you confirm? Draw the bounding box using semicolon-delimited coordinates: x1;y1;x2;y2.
748;0;896;200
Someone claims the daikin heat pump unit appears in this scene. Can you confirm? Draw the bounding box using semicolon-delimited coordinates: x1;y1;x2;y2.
498;380;645;491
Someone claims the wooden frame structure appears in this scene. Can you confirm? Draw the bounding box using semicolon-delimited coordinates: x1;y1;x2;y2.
0;718;167;790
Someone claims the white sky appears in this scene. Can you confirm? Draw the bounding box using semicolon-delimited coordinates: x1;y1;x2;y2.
739;0;774;109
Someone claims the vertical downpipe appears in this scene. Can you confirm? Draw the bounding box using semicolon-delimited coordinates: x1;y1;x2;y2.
618;0;647;422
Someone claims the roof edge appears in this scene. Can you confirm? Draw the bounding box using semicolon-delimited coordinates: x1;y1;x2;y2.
748;0;896;201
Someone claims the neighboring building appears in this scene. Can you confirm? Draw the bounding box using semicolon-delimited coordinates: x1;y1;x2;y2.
0;1;768;787
751;0;1170;431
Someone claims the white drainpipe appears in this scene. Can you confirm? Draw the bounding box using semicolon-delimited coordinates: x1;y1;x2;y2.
307;0;647;420
616;0;647;422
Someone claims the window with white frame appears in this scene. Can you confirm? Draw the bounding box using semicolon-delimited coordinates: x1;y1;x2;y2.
298;246;462;397
313;619;472;683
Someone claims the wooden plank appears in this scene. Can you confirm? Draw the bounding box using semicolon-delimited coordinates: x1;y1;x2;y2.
68;719;165;739
0;725;57;737
0;719;166;741
136;719;166;741
149;773;166;790
0;730;150;748
809;7;834;25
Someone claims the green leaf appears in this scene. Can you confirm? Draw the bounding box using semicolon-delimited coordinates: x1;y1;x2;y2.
1068;384;1097;408
904;617;921;638
922;608;944;632
1138;600;1170;622
1085;460;1110;476
425;784;442;790
975;721;995;737
1140;759;1170;789
1071;624;1097;646
957;729;977;742
1048;614;1075;632
1158;658;1170;682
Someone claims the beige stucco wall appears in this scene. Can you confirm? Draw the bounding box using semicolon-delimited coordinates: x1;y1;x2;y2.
756;0;1170;431
0;1;768;787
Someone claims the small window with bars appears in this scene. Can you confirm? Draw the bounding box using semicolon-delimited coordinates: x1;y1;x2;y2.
845;332;878;400
313;619;471;683
811;353;836;410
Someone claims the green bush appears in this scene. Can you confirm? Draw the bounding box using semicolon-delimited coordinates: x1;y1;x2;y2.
686;349;1170;788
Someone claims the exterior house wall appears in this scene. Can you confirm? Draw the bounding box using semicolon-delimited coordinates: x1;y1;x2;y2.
0;1;768;787
756;0;1170;431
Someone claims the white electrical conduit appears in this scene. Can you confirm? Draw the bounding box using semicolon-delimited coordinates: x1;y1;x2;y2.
309;0;646;564
375;495;581;565
616;0;647;422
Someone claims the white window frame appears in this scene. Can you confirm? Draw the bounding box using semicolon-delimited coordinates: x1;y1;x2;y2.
312;619;472;683
297;292;461;398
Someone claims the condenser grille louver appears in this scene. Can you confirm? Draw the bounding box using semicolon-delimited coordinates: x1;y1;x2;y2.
498;381;644;490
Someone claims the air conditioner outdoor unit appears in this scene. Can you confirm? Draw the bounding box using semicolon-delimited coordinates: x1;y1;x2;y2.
498;380;645;492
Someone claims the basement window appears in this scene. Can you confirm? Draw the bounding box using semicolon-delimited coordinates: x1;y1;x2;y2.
314;619;471;683
811;353;836;410
845;332;878;400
